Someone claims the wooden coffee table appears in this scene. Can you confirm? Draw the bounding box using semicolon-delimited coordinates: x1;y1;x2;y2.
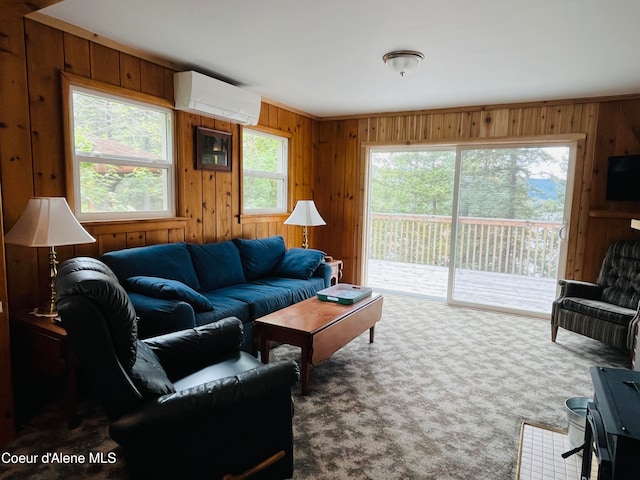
255;292;383;395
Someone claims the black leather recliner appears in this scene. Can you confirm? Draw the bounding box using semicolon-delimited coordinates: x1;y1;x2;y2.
56;257;299;480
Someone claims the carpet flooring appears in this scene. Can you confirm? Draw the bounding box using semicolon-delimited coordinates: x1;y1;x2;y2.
0;294;629;479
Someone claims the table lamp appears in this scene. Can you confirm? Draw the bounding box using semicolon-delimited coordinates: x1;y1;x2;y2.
284;200;326;249
5;197;96;318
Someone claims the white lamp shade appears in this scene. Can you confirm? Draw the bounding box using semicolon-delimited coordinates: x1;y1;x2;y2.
5;197;96;247
284;200;326;227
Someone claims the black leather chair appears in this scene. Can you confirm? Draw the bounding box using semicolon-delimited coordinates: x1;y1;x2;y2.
56;257;299;480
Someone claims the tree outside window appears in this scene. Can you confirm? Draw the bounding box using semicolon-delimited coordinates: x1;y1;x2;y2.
69;85;174;220
242;129;288;213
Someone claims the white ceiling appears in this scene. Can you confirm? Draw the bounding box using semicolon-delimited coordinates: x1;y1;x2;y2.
40;0;640;118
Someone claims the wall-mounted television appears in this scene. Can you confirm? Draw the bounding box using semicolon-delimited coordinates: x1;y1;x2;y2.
607;155;640;201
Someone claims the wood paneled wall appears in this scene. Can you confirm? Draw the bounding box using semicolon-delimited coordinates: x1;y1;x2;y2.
0;17;316;312
0;0;68;448
3;11;640;448
314;101;640;285
583;99;640;275
7;13;638;305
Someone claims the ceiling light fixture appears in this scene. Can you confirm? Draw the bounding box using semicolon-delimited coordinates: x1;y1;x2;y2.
382;50;425;76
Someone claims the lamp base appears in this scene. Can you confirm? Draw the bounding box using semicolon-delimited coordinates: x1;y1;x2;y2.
31;307;59;323
33;245;60;323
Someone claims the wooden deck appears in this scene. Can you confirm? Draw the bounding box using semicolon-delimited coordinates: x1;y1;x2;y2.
366;259;557;315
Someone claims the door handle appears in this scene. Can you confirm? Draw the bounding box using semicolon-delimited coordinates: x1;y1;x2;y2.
558;223;568;241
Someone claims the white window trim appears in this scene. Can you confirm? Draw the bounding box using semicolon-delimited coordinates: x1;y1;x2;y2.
63;74;176;221
242;127;290;215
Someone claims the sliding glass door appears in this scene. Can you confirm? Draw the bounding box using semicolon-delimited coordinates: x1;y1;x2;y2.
365;142;575;316
366;147;456;300
450;145;572;314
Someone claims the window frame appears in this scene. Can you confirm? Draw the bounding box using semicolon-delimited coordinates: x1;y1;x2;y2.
61;73;176;221
241;126;291;215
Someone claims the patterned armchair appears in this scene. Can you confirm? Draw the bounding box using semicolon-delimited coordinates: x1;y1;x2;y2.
552;240;640;358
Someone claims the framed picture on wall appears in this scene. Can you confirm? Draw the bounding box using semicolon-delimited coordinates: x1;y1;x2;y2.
195;127;232;171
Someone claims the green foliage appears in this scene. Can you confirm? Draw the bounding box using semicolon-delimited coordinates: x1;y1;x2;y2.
79;163;165;213
458;148;565;221
371;147;567;221
369;146;569;277
243;176;280;210
73;90;168;160
242;131;286;210
370;150;456;215
72;89;171;215
243;133;280;172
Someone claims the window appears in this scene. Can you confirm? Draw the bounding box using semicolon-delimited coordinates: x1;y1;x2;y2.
67;84;174;220
242;129;289;213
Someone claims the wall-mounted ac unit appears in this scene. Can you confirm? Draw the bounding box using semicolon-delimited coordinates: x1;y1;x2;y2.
174;71;261;126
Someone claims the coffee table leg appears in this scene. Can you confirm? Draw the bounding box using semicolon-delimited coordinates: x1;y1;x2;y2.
369;325;375;343
300;345;312;395
261;337;271;364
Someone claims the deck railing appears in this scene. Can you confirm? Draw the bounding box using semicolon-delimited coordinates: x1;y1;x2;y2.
369;214;562;278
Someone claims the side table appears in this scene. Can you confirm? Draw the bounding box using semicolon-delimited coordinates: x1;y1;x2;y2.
325;259;343;286
10;311;79;428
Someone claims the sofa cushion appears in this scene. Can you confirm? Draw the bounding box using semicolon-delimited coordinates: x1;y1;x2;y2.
102;243;200;290
187;241;247;290
195;295;255;352
212;283;292;319
232;236;286;281
561;297;636;326
196;294;252;325
124;276;214;313
256;276;325;303
273;248;325;280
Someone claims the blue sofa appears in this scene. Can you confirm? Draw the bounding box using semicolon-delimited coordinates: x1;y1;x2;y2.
101;235;331;352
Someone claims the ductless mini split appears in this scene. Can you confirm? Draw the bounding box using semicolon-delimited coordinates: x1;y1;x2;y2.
173;70;261;126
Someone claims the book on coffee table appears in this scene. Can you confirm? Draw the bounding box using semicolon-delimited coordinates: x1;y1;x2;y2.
316;284;372;304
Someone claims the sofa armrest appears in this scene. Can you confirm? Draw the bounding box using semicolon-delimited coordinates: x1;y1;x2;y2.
314;262;333;288
109;360;299;439
128;292;196;338
557;279;602;300
143;317;244;379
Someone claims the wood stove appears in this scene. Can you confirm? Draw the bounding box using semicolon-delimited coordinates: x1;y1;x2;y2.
580;366;640;480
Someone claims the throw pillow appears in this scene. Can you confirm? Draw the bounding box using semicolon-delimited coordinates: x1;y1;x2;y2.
274;248;326;279
124;276;214;312
187;241;247;290
232;235;287;281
